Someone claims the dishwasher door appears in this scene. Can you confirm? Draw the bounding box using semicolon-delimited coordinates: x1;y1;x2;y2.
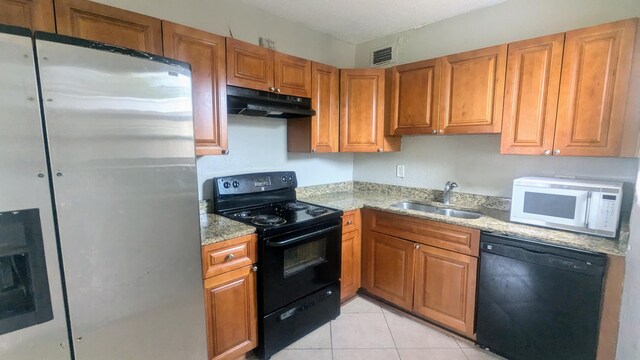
476;233;606;360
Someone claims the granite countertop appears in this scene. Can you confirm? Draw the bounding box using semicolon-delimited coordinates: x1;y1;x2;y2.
297;183;630;257
198;182;629;256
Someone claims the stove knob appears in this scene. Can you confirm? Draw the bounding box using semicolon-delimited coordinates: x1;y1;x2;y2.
223;181;231;189
282;176;288;183
288;175;293;182
232;181;240;188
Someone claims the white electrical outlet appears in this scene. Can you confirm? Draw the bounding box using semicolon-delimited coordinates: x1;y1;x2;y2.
396;165;405;178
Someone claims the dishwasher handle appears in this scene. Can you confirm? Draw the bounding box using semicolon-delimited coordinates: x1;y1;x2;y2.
481;242;604;276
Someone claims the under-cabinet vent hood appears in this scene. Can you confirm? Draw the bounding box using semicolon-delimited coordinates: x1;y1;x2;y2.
227;85;315;118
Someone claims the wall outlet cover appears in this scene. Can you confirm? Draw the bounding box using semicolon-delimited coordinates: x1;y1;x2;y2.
396;165;405;178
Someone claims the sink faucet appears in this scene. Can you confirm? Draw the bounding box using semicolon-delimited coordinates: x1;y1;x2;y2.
443;181;458;205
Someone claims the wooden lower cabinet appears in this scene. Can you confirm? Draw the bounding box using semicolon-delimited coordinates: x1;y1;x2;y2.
202;234;258;360
413;244;477;338
340;230;361;302
362;230;416;310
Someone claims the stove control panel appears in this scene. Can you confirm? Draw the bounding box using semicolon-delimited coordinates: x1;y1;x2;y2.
215;171;298;196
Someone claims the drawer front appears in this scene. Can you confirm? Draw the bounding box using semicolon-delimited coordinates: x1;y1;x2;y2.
202;234;257;279
342;210;360;234
365;210;480;256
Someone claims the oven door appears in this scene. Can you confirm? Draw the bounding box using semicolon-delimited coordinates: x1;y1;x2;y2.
261;220;341;314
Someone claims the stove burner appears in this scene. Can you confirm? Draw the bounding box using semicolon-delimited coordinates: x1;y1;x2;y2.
252;214;287;226
306;207;328;216
235;210;259;219
286;202;309;211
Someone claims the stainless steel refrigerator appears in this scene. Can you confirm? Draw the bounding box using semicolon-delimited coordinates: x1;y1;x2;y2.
0;26;207;359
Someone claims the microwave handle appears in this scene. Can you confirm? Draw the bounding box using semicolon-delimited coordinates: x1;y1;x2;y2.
584;192;592;227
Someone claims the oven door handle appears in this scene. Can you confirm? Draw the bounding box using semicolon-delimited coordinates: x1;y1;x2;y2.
265;224;341;248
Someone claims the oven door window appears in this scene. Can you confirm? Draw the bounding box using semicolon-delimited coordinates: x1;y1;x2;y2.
283;238;327;278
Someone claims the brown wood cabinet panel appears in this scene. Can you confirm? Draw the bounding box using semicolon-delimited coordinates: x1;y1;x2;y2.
389;58;441;135
340;229;361;302
54;0;162;55
501;34;565;155
413;244;477;338
340;68;400;152
274;52;311;97
201;234;257;279
362;230;415;310
366;210;480;256
0;0;55;31
342;209;360;234
204;266;257;360
287;62;339;153
440;44;507;134
555;18;637;157
226;37;274;92
162;22;228;156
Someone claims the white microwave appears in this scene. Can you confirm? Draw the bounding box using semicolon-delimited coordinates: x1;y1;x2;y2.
511;177;623;238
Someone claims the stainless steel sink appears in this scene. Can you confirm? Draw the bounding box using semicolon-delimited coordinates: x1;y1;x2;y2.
391;201;482;219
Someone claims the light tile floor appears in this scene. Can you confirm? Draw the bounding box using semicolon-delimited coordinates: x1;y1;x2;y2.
261;295;506;360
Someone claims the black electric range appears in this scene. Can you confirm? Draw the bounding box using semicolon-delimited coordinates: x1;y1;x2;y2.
212;171;342;359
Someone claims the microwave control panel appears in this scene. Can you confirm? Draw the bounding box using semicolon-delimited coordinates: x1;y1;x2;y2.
589;193;622;233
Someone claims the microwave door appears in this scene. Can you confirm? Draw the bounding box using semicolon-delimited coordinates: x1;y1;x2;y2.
512;186;589;227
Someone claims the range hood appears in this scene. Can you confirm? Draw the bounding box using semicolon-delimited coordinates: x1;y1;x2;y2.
227;85;316;118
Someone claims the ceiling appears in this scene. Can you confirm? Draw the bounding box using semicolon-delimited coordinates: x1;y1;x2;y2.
239;0;507;44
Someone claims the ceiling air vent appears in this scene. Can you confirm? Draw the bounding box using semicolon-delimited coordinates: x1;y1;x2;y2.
371;45;394;67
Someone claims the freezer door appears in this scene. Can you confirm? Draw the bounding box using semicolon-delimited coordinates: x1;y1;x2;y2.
0;28;70;359
36;36;207;359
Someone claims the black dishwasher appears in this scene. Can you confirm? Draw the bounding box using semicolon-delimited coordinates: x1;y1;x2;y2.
476;233;606;360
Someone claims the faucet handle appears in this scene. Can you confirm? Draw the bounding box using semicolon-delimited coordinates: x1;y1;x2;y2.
445;181;458;191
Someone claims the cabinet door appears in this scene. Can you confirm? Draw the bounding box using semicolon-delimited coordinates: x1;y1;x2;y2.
162;21;228;156
311;62;339;152
362;230;415;310
340;229;361;302
0;0;54;31
501;34;564;155
389;58;441;135
440;44;507;134
554;18;637;157
340;68;386;152
413;244;477;338
226;37;274;92
204;266;257;360
54;0;163;55
274;52;311;97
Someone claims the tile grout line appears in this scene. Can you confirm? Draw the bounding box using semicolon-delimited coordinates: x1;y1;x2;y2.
329;318;334;360
380;308;403;360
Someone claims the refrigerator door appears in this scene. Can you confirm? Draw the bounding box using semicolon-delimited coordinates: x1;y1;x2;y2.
36;35;207;359
0;27;70;359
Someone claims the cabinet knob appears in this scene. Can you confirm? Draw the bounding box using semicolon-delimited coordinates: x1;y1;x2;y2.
415;244;420;249
252;265;258;272
269;87;275;92
221;149;228;155
432;129;437;134
312;148;317;153
274;88;281;93
553;149;561;155
543;150;551;155
346;220;353;225
377;148;383;152
224;254;235;262
438;129;444;134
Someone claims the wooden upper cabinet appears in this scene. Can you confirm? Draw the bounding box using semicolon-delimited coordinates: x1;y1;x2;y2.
413;244;477;338
362;230;415;310
54;0;163;55
203;266;257;360
440;44;507;134
162;21;228;156
555;18;637;157
0;0;55;32
226;37;274;92
288;62;339;153
274;52;312;97
501;34;565;155
388;58;441;135
340;68;400;152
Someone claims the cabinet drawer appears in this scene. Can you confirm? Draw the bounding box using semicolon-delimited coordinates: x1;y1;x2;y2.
342;210;360;234
202;234;257;279
364;210;480;256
